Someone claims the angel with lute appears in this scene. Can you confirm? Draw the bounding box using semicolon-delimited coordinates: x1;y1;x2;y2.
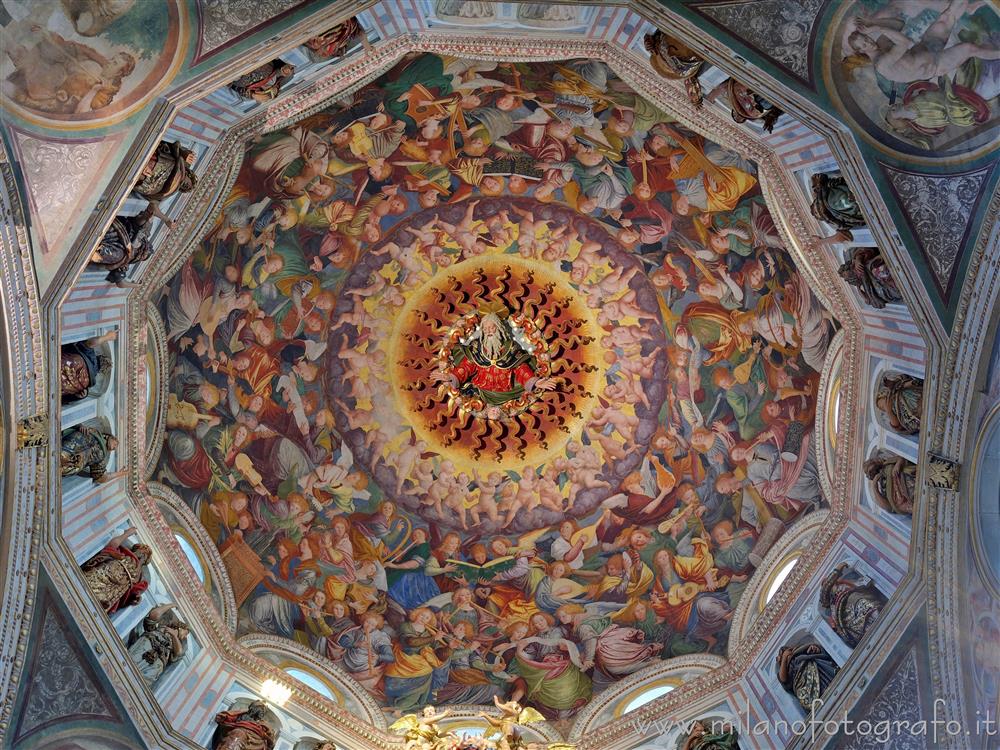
390;706;456;750
481;696;546;750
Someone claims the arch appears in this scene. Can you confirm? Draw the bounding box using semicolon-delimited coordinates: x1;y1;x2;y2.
567;653;723;738
148;482;238;632
239;634;387;730
142;304;168;480
728;511;827;652
971;401;1000;597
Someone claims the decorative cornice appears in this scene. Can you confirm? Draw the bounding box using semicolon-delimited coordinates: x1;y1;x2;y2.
0;138;46;743
143;304;169;480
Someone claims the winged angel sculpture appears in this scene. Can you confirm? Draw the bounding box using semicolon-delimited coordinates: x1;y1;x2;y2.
390;699;576;750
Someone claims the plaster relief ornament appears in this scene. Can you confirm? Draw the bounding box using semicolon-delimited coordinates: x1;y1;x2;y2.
838;246;903;308
229;59;295;103
212;699;279;750
809;172;866;240
80;527;150;613
818;563;887;648
60;330;114;402
718;79;783;133
60;418;125;483
155;53;837;718
864;450;917;516
89;205;155;285
875;373;923;435
126;602;189;686
303;18;367;62
644;30;707;107
776;641;840;713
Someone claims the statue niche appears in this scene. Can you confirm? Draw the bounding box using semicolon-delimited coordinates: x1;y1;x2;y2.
864;450;917;516
876;373;923;435
838;247;903;309
818;562;887;648
80;527;151;614
776;639;839;714
810;172;865;241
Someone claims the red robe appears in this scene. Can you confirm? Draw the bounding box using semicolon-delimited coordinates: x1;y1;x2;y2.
450;357;534;393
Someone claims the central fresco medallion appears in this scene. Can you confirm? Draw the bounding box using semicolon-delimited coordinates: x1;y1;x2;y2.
156;52;837;718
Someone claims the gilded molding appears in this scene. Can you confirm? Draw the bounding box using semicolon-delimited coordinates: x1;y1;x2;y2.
143;304;169;480
0;139;47;743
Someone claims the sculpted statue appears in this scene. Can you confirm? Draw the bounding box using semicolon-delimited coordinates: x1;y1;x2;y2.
390;706;455;750
80;527;150;613
864;451;917;516
681;720;741;750
481;696;545;750
133;140;197;203
776;641;839;713
303;19;366;61
723;79;782;133
61;331;114;402
810;172;865;236
819;563;887;648
838;247;903;309
229;59;295;103
644;30;706;106
876;373;923;435
126;603;189;686
60;420;124;483
212;700;278;750
89;205;154;285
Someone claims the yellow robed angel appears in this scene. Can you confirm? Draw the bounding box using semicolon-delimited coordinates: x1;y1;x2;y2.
390;706;456;750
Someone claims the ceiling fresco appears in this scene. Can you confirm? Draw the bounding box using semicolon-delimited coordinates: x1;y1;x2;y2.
154;52;836;717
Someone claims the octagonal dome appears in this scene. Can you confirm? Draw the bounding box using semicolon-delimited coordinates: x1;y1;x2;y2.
154;52;837;718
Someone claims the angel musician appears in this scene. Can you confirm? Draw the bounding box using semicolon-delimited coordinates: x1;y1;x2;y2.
390;706;456;750
481;696;546;750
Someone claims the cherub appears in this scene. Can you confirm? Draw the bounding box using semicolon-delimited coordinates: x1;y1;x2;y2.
511;205;549;259
333;292;372;336
393;432;431;495
537;466;566;512
596;288;657;327
589;402;639;446
592;430;628;461
435;200;490;258
338;333;388;383
584;264;638;307
570;224;606;283
600;324;653;355
470;470;504;524
559;441;610;506
499;471;542;527
423;461;457;518
540;225;578;262
485;210;513;247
